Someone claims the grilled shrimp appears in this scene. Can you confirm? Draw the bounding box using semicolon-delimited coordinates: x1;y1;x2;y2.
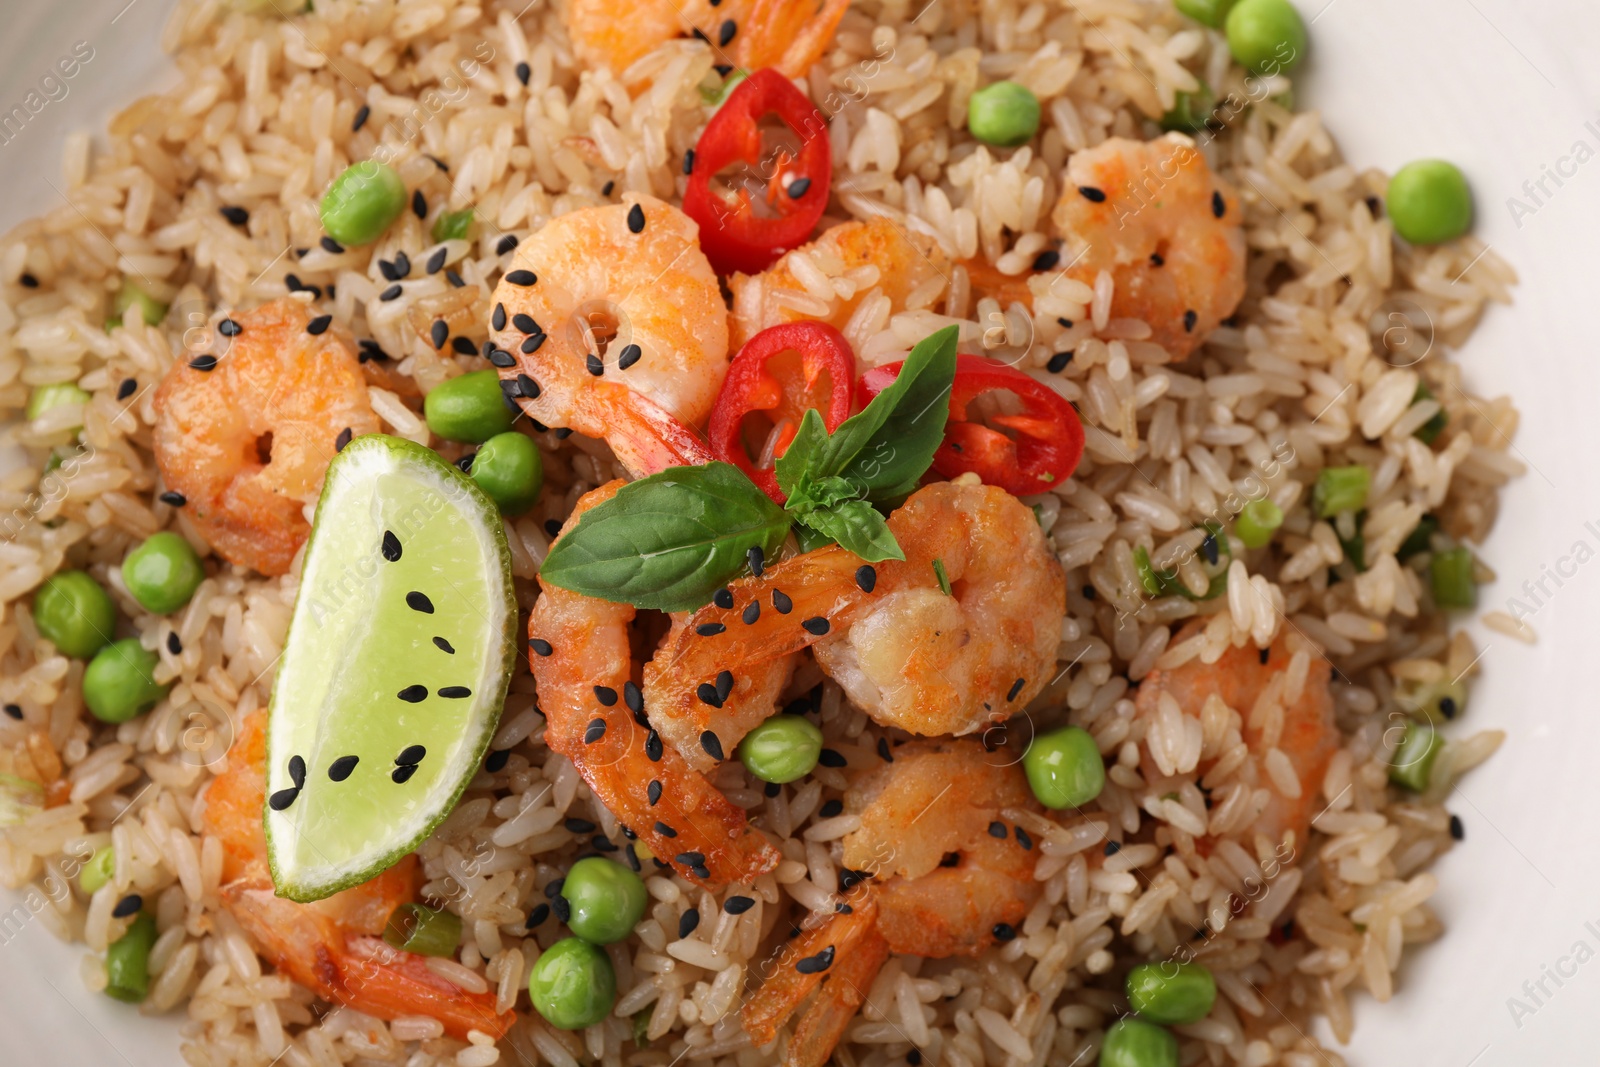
528;481;783;888
488;196;726;476
1135;620;1337;853
201;713;513;1040
728;217;951;349
153;299;379;576
743;740;1045;1066
649;482;1065;741
1052;134;1246;360
565;0;849;79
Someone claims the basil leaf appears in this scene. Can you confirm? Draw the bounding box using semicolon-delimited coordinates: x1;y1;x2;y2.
539;462;790;611
773;408;828;503
812;325;958;501
794;499;905;563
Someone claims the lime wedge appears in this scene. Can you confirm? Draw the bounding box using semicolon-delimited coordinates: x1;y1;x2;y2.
266;435;517;902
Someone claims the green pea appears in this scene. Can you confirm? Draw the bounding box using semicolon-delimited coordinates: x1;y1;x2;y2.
105;912;158;1003
1125;961;1217;1025
424;370;517;444
122;532;205;616
1023;725;1105;810
431;208;475;244
1099;1017;1178;1067
968;81;1041;147
26;382;92;425
1385;160;1473;246
737;714;824;785
1224;0;1307;74
83;638;170;724
470;432;544;515
1159;81;1218;133
1234;498;1283;549
1174;0;1235;29
528;936;616;1030
34;571;117;659
111;278;168;329
79;845;116;895
561;856;648;946
320;161;408;247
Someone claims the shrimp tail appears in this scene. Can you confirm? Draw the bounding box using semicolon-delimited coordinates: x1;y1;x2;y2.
785;923;891;1067
742;888;882;1049
738;0;852;79
572;380;715;477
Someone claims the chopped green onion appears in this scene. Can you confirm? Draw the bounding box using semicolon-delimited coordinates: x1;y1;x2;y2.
1032;503;1046;528
1134;525;1229;600
702;69;749;109
431;209;475;243
1336;509;1368;573
1160;81;1218;133
1234;498;1283;548
1388;718;1441;791
26;382;92;422
382;903;463;957
1410;383;1448;445
932;558;952;596
1430;547;1477;609
632;1004;654;1047
1312;465;1369;518
1398;678;1466;725
111;278;168;328
105;913;158;1002
79;845;116;895
1398;515;1438;561
0;773;45;827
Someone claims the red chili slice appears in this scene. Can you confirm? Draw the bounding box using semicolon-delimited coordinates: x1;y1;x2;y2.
682;68;831;276
708;321;855;502
857;353;1085;497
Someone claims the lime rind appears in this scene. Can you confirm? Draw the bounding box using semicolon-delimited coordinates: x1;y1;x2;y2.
265;434;517;902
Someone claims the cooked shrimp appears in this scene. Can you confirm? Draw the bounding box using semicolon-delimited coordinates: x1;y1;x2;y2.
202;713;513;1040
728;217;950;349
1051;134;1246;360
650;482;1065;740
489;196;726;476
743;740;1045;1066
153;299;379;576
528;481;783;887
1135;620;1337;852
565;0;849;80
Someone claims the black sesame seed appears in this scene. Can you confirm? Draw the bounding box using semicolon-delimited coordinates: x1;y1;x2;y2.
516;373;540;399
438;686;471;698
713;588;735;609
591;835;618;852
530;638;553;657
515;60;531;86
646;730;663;762
426;247;448;275
1259;646;1271;665
694;863;714;878
1200;531;1220;566
1015;826;1033;850
1103;840;1121;856
117;378;137;400
675;850;707;867
855;565;876;593
584;718;607;744
488;348;515;368
391;764;419;784
492;303;508;331
485;749;510;772
586;353;604;376
328;755;359;781
623;681;643;714
601;181;615;197
724;895;755;915
543;519;563;537
379;284;402;301
696;622;727;637
683;149;696;175
397;684;429;703
617;343;642;370
451;336;477;357
696;681;723;708
306;314;332;336
1082;584;1097;600
1078;186;1107;203
818;748;846;768
501;379;524;402
648;780;663;806
379;259;400;282
496;234;520;256
430;320;449;350
1212;190;1226;218
1032;249;1061;271
700;731;725;760
692;26;708;40
1007;677;1026;701
188;355;218;372
113;894;143;918
2;704;21;721
877;736;892;762
992;922;1016;942
159;491;187;507
801;616;830;636
544;879;565;899
908;1051;923;1066
742;600;761;625
714;669;734;702
564;817;597;834
988;820;1007;839
554;427;573;439
764;781;781;797
505;269;537;286
551;895;571;923
940;851;960;867
214;317;242;339
787;177;813;199
288;755;306;789
720;19;739;44
1183;309;1198;332
1438;695;1458;720
594;685;618;706
1449;814;1464;840
796;946;834;974
653;821;677;838
320;236;345;254
511;312;538;334
220;205;249;226
772;590;792;613
433;636;455;654
395;744;425;767
1150;252;1165;267
627;203;646;233
269;787;299;811
622;826;637;840
18;273;37;288
406;591;434;614
1047;351;1074;373
166;631;182;655
820;799;843;818
747;546;765;576
526;902;550;928
351;104;370;131
678;909;700;938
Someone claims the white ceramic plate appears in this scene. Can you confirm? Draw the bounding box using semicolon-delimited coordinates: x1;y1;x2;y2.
2;2;1597;1062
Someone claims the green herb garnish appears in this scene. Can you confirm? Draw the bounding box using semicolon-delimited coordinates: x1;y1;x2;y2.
932;558;952;595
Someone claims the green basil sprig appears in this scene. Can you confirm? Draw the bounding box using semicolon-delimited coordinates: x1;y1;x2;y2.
539;326;959;610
